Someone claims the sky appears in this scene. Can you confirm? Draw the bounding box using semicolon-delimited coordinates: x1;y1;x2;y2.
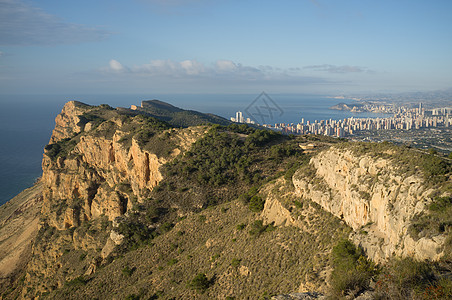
0;0;451;95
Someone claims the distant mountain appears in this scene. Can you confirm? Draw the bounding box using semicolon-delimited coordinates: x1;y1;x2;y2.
334;88;452;108
329;102;364;112
134;99;231;127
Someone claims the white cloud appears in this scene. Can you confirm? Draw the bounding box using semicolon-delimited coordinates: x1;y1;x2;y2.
180;60;205;75
105;59;265;78
109;59;124;72
102;59;376;92
101;58;332;89
304;64;372;73
137;60;180;76
215;60;238;72
0;0;111;46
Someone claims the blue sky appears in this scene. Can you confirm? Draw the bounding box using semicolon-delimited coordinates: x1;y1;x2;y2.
0;0;451;95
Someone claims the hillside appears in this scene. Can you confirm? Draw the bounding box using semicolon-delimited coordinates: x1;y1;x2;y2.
329;102;365;112
0;183;42;289
0;100;451;299
132;100;231;127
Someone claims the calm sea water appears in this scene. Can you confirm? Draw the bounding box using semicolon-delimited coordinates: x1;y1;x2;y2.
0;93;387;206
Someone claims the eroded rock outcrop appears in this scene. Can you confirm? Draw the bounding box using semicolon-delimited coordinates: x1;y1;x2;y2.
41;102;208;230
293;147;445;262
49;101;92;143
19;102;209;296
260;177;348;294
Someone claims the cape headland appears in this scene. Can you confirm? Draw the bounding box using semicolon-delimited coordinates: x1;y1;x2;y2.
1;100;451;299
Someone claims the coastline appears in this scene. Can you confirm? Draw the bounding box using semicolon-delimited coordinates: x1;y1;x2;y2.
0;94;388;206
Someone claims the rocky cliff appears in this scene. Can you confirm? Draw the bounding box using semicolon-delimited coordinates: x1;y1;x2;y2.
15;102;351;298
49;101;92;143
2;100;451;299
292;145;448;262
18;101;209;296
42;101;208;229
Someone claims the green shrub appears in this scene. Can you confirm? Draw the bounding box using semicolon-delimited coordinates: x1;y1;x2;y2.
44;138;77;160
408;196;452;241
249;220;273;237
249;195;265;212
245;129;280;148
116;217;157;250
160;222;174;233
79;252;87;261
145;205;166;223
375;257;438;299
330;239;378;297
125;294;140;300
65;276;87;288
122;266;135;277
188;273;210;293
284;158;309;183
211;254;220;262
271;143;297;160
293;200;303;209
265;223;276;232
429;196;452;212
231;258;241;268
239;186;259;205
422;155;451;183
236;223;246;231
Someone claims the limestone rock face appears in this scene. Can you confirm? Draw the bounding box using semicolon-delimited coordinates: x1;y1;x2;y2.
49;101;91;143
293;147;443;262
41;102;207;229
21;102;209;295
261;178;303;228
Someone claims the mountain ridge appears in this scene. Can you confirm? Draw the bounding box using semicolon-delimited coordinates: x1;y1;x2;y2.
132;99;231;127
0;100;451;299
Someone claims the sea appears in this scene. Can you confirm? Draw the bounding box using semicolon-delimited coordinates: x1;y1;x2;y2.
0;93;388;206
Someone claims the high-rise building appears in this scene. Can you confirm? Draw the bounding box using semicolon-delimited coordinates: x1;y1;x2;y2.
236;111;244;123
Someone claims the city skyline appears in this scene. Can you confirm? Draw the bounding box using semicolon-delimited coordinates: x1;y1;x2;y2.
1;0;452;96
262;104;452;138
229;100;452;138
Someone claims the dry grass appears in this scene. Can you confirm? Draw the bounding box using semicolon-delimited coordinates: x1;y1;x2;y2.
47;179;350;299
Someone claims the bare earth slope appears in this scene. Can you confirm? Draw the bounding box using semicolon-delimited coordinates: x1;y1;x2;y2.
0;182;42;289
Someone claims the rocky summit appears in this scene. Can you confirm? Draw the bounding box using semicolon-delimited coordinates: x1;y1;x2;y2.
0;100;451;299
